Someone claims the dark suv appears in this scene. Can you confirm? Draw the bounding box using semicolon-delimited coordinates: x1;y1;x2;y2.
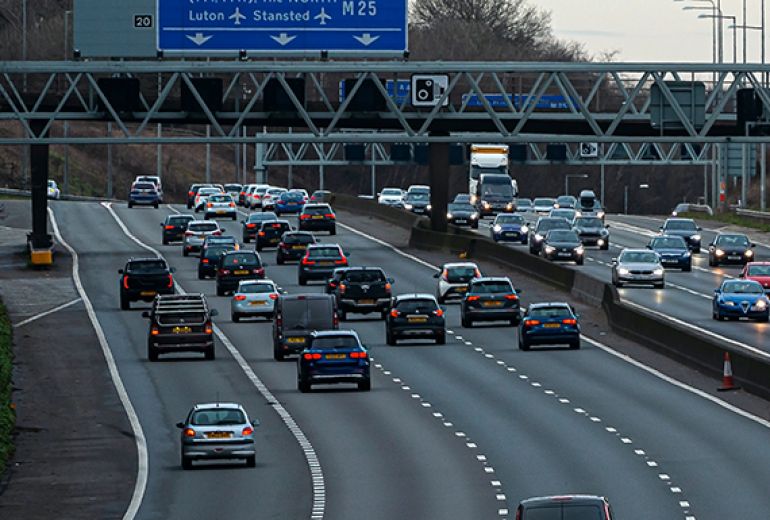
272;294;338;361
516;495;614;520
330;267;393;320
298;244;349;285
198;243;236;279
215;251;266;296
660;218;702;252
256;220;292;251
276;231;317;264
299;204;337;235
161;214;194;245
119;258;175;310
386;294;446;345
241;212;277;243
460;277;521;327
142;294;218;361
529;217;572;255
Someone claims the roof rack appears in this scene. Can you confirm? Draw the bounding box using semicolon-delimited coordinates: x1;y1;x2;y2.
153;294;208;313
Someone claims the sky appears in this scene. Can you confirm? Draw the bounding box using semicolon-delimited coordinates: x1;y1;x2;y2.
536;0;767;63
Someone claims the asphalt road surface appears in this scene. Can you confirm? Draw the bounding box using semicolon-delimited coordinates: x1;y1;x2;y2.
52;201;770;520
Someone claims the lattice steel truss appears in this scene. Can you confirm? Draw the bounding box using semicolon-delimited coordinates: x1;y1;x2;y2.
1;61;769;145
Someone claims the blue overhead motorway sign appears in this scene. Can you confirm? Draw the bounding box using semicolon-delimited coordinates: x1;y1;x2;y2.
157;0;408;56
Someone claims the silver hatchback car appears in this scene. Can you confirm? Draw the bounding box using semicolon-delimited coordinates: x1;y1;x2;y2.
177;402;260;469
231;279;280;322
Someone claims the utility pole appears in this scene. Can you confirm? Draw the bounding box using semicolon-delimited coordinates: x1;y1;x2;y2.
107;123;113;198
205;125;211;183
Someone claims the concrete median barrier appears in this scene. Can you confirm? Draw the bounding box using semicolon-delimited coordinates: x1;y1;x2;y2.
332;193;425;229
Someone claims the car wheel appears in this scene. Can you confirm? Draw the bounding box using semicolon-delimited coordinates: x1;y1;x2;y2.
256;244;262;252
601;243;609;251
183;248;189;257
760;314;770;323
298;379;311;393
509;317;520;326
148;343;159;362
694;247;701;254
386;330;396;346
472;223;479;229
435;333;446;345
461;315;472;328
518;339;530;351
358;379;371;392
232;313;240;323
204;346;215;361
273;346;285;361
298;277;307;286
437;294;445;304
153;202;159;209
245;455;256;468
277;256;284;265
243;235;250;243
712;308;722;320
186;203;193;209
181;455;192;470
276;212;281;217
330;227;336;236
380;310;388;320
683;263;692;272
529;246;537;255
216;286;225;297
162;237;168;245
231;215;237;221
708;256;716;267
655;281;665;289
569;340;581;350
521;238;528;245
339;309;347;321
120;293;130;310
197;270;204;280
576;258;584;266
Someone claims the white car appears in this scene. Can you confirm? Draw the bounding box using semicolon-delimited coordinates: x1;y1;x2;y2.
47;180;61;200
378;187;404;206
224;183;242;201
183;220;222;256
433;262;483;303
611;248;665;289
230;279;280;322
261;188;288;211
248;184;272;209
407;184;431;196
204;194;237;220
194;186;223;212
289;188;309;202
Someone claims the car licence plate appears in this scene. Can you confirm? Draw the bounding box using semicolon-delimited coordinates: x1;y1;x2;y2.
173;326;192;334
249;301;266;306
217;210;226;214
408;316;428;323
234;270;249;275
544;323;561;328
292;245;305;250
325;353;346;359
456;219;467;224
319;261;333;266
728;255;741;260
359;299;376;305
456;287;467;292
205;432;232;439
312;215;323;219
482;301;502;307
558;252;572;257
140;290;156;297
287;337;305;344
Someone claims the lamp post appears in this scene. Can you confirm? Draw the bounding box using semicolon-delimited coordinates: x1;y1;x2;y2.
565;174;588;197
700;13;738;62
679;0;720;64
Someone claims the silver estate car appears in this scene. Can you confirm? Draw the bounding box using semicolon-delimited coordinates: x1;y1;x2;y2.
177;402;260;469
182;220;221;256
231;279;280;322
611;248;665;289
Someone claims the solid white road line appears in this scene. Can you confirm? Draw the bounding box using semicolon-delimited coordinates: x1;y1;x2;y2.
104;202;326;520
12;297;82;328
48;207;148;520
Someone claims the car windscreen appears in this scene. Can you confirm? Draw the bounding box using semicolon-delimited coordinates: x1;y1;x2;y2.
208;195;231;203
534;198;554;207
406;193;429;202
550;210;575;219
345;270;385;283
222;253;260;267
449;203;475;212
665;220;697;230
523;504;603;520
516;199;533;207
267;189;286;196
470;281;513;294
303;205;332;215
716;235;750;247
575;218;602;228
446;266;477;282
496;215;523;224
281;193;304;201
224;184;241;191
748;265;770;276
409;187;430;195
310;336;361;349
198;188;220;196
308;247;342;259
547;230;579;242
248;212;277;222
157;312;205;326
204;245;233;259
206;235;236;244
652;237;686;249
481;183;513;197
281;299;334;329
556;196;575;205
381;189;401;196
189;222;219;232
169;216;194;225
283;234;315;244
127;260;167;273
537;219;570;232
190;409;246;426
620;252;659;263
239;283;274;294
133;183;155;191
529;306;572;319
395;299;437;313
723;281;763;294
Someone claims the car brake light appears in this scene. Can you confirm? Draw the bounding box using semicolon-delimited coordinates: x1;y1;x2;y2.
246;223;256;229
151;325;159;336
234;294;247;301
123;275;130;290
504;294;518;301
562;318;577;325
467;295;480;301
474;269;482;277
254;194;262;199
254;268;264;275
339;283;346;294
221;269;231;275
269;293;278;300
212;231;222;236
188;191;194;196
441;269;448;281
333;313;339;327
202;258;209;264
324;213;336;219
207;203;213;208
229;202;235;208
385;282;392;292
524;319;540;327
433;309;444;317
242;426;254;436
302;257;315;265
184;428;196;437
350;351;368;359
164;225;174;230
258;231;266;237
390;309;400;318
300;214;310;220
167;274;173;289
184;231;193;236
303;352;322;360
204;322;213;334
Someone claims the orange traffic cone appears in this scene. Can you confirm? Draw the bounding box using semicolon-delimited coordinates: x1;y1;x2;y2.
717;352;740;392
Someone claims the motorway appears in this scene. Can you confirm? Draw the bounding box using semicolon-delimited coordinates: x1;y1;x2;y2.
51;200;770;520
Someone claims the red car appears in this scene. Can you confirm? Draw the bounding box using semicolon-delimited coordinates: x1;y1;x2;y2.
740;261;770;292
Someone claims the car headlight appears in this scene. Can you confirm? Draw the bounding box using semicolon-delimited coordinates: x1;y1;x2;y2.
653;268;664;276
534;233;544;242
554;203;560;209
521;225;529;233
483;202;491;209
427;204;432;211
691;234;701;241
447;212;453;219
404;204;413;210
471;213;479;219
506;203;513;210
544;246;556;254
715;249;725;256
683;251;691;257
597;211;605;218
756;299;767;309
618;268;630;275
723;300;735;306
493;225;502;233
470;195;478;204
575;246;585;255
597;239;605;246
745;249;754;257
575;211;582;217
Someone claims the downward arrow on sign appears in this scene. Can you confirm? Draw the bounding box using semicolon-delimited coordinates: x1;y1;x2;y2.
353;33;380;46
270;33;297;46
186;33;213;46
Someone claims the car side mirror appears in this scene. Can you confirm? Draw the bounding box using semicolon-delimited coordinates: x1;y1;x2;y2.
118;268;124;274
605;224;610;229
176;422;185;429
611;258;617;264
251;418;260;428
263;262;269;267
345;251;351;257
141;311;151;318
714;289;720;293
433;273;440;278
387;277;395;284
210;309;219;317
159;223;164;227
170;267;176;273
515;288;523;294
440;305;447;313
752;243;757;248
645;245;651;249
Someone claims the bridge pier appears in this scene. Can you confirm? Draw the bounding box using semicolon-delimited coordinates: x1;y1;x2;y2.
28;121;52;265
429;136;449;233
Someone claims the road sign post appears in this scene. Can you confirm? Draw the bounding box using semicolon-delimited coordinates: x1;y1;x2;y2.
157;0;408;56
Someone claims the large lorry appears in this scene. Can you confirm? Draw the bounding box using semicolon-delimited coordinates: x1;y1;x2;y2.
468;144;518;215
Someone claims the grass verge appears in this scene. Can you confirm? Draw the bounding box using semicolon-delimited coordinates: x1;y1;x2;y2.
680;211;770;233
0;298;13;475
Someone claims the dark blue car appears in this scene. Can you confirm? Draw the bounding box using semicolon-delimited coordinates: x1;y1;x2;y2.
128;182;160;208
275;192;306;216
712;279;770;322
648;235;692;271
518;302;581;350
297;330;371;392
491;214;529;244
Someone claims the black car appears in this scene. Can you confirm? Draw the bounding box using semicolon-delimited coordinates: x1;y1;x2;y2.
330;267;393;320
529;217;571;255
402;192;431;215
256;220;292;251
516;495;614;520
541;230;585;265
453;193;472;204
198;244;236;279
572;216;609;250
160;214;194;245
200;234;239;257
298;244;349;285
446;203;480;228
119;257;175;310
298;204;337;235
142;294;217;361
297;330;371;393
460;277;521;327
215;251;266;296
241;211;278;243
273;294;338;360
648;235;692;271
276;231;317;264
660;218;702;252
708;233;756;266
386;294;446;345
325;267;351;294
